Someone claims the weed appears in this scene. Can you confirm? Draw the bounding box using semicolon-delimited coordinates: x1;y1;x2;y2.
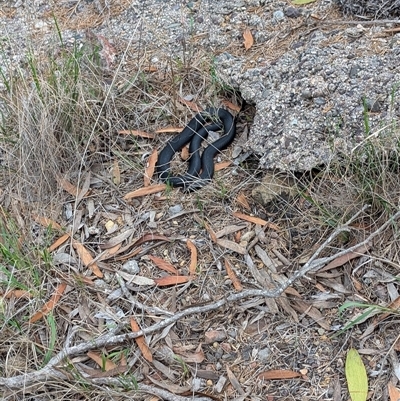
173;354;191;379
0;22;106;202
196;194;204;212
332;300;400;338
362;97;371;136
0;213;37;291
42;313;57;365
117;374;139;391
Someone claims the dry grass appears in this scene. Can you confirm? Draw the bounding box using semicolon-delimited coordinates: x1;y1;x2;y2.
1;12;400;401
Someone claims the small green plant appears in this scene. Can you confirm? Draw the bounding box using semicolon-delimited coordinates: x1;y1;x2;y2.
332;300;399;337
299;190;340;228
42;313;57;365
215;180;229;200
209;57;234;93
0;215;35;290
196;194;204;212
117;374;139;391
173;354;191;379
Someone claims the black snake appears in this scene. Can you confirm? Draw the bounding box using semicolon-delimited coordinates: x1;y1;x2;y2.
156;108;236;191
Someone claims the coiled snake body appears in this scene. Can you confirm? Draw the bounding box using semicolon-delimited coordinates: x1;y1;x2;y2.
156;108;236;191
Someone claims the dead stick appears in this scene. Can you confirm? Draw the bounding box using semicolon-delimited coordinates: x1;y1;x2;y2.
320;19;400;25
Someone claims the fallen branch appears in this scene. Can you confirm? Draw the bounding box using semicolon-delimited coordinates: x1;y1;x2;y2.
319;18;400;25
3;205;400;391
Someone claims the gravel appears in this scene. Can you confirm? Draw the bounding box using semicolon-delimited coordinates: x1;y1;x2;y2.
1;0;400;172
215;26;400;170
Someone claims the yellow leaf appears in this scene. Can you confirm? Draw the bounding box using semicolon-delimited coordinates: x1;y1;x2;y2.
345;348;368;401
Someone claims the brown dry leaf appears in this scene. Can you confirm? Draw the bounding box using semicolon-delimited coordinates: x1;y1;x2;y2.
57;176;80;197
130;318;153;362
233;211;280;230
134;233;172;247
291;300;330;330
118;129;155;139
120;352;127;366
226;366;245;395
385;295;400;315
152;359;178;381
97;244;122;262
1;290;31;299
388;382;400;401
99;228;135;249
243;28;254;50
48;233;70;252
87;350;117;371
144;149;158;187
148;255;178;275
173;343;204;363
222;100;241;112
73;241;103;278
56;175;91;200
332;376;342;401
216;238;247;255
224;258;243;291
113;247;142;262
319;244;370;272
32;215;62;231
112;159;121;185
178;97;202;112
155;126;183;133
146;376;192;394
29;282;67;323
187;240;198;276
154;275;191;286
76;172;91;205
236;192;251;211
181;146;189;161
214;161;232;171
258;370;302;380
204;221;217;243
124;184;167;200
215;224;247;239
